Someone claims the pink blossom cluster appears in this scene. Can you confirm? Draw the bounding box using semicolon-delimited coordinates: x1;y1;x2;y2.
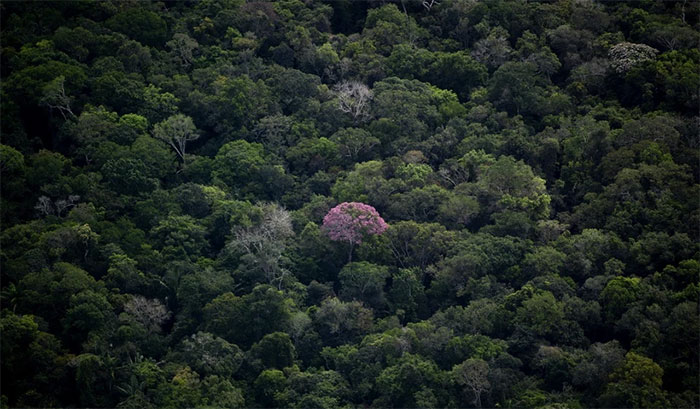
322;202;388;245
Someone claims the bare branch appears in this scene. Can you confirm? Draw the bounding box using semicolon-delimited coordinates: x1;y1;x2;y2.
334;81;373;123
35;196;54;216
54;195;80;216
230;203;295;288
153;114;200;162
41;76;76;120
422;0;439;11
124;296;171;334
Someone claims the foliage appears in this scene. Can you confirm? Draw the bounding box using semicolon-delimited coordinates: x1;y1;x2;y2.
152;114;200;163
0;1;698;408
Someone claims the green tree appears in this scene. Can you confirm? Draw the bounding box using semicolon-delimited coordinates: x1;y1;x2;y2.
249;332;296;370
330;128;380;165
331;160;400;210
476;155;551;220
62;289;113;345
375;353;444;408
213;140;291;200
26;149;71;189
286;137;339;175
428;51;487;100
106;8;167;47
313;297;374;346
521;246;566;279
514;291;565;339
453;358;490;408
385;221;449;271
139;84;179;123
0;145;27;222
18;262;101;328
203;285;291;347
102;158;158;195
167;33;199;67
171;332;244;378
600;352;668;408
488;62;547;116
572;341;625;397
40;75;75;120
338;262;390;310
389;267;427;320
152;114;200;164
150;214;207;260
130;135;176;179
163;366;202;408
254;369;287;408
600;276;641;322
371;77;464;154
0;312;40;403
201;376;245;408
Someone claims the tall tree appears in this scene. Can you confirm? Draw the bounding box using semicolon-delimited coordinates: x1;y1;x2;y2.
152;114;200;164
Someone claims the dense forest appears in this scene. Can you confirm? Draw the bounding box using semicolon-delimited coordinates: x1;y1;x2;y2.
1;0;699;408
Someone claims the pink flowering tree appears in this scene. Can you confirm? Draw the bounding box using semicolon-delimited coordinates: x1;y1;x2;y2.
322;202;388;263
